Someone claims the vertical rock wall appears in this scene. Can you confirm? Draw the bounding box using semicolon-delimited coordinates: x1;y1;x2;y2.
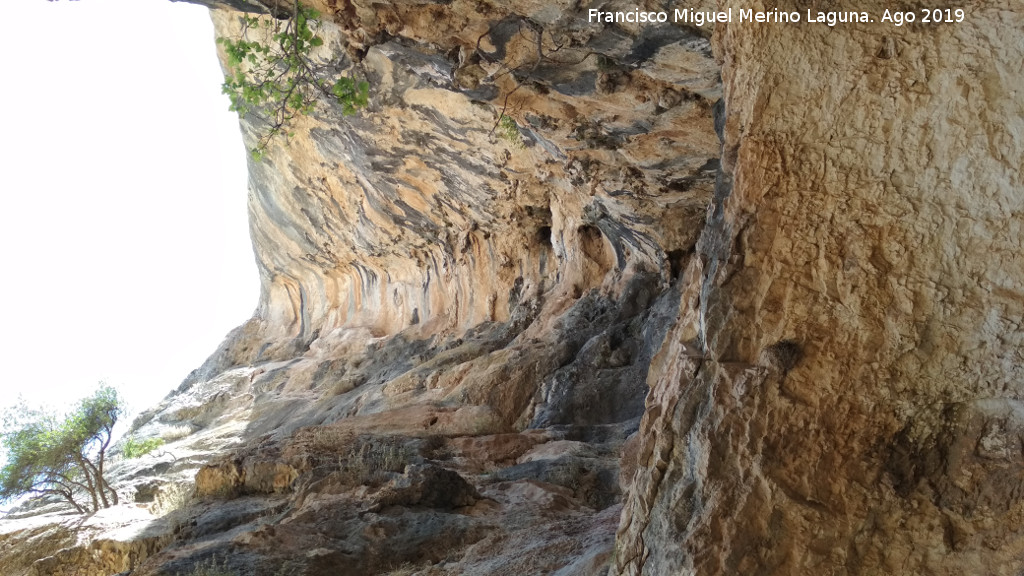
615;1;1024;574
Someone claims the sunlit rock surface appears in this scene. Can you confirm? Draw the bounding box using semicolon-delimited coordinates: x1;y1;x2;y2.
2;0;1021;574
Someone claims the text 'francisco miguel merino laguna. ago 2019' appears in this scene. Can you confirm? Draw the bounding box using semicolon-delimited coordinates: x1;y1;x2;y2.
587;7;967;27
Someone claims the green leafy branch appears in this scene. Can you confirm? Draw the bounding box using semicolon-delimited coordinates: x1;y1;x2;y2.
218;2;369;161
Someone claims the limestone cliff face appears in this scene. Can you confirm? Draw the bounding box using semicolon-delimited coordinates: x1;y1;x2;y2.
3;0;720;573
191;1;720;372
615;2;1024;575
2;0;1021;575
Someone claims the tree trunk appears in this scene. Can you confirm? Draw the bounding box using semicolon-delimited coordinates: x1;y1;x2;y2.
55;473;96;512
57;490;86;515
95;443;117;506
46;483;87;515
82;457;110;509
75;458;101;512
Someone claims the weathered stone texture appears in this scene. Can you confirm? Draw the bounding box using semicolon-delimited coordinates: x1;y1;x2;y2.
615;2;1024;575
189;1;719;371
3;0;1021;574
3;0;720;571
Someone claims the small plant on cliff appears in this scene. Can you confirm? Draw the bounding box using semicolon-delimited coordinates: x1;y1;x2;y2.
498;114;524;149
0;385;123;514
120;434;164;459
218;2;370;161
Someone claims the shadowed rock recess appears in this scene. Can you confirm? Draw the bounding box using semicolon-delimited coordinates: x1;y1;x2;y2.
2;0;1021;575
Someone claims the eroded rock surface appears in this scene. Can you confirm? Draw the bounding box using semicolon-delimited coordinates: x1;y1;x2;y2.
2;0;1021;575
614;2;1024;575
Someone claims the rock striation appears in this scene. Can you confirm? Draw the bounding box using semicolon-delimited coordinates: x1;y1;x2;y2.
2;0;1022;575
614;2;1024;575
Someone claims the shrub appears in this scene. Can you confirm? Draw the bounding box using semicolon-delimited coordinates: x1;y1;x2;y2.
218;3;370;160
121;435;165;459
498;114;524;149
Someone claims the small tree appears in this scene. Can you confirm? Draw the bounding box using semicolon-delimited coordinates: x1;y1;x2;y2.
218;1;370;160
0;385;123;514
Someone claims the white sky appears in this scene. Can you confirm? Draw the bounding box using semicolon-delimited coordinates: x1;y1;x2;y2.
0;0;258;420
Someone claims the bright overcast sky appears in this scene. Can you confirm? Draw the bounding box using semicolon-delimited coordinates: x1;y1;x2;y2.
0;0;258;419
